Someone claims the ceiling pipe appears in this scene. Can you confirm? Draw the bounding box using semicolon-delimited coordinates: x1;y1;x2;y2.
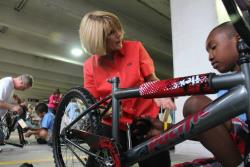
137;0;170;20
0;25;8;33
14;0;28;12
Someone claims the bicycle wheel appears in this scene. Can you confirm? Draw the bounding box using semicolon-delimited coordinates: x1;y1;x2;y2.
222;0;250;46
0;113;12;140
53;87;101;167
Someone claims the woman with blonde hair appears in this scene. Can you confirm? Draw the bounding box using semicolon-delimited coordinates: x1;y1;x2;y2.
80;10;175;167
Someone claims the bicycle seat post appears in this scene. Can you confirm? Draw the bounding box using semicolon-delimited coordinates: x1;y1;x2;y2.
238;38;250;167
109;77;120;143
237;38;250;121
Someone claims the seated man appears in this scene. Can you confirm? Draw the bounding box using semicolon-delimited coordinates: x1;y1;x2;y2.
25;103;55;144
132;22;247;167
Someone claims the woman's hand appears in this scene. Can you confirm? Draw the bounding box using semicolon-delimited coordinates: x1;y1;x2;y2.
154;97;176;111
145;73;177;111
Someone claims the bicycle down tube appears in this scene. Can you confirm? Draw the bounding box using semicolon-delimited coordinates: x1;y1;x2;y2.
124;85;248;165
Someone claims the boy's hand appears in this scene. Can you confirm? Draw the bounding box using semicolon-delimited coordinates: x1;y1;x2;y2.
24;131;33;138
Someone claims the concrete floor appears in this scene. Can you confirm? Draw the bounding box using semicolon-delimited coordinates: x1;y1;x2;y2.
0;132;209;167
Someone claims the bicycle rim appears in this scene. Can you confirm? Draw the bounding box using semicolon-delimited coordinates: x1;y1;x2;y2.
52;87;101;167
1;113;11;140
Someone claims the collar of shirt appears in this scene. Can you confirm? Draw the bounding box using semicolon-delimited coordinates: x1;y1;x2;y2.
94;42;126;66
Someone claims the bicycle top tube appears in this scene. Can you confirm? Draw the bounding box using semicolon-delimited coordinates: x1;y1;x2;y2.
112;71;244;100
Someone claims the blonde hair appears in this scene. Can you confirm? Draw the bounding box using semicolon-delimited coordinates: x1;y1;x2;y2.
79;10;124;56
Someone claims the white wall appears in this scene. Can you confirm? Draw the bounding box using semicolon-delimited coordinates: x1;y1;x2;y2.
170;0;219;156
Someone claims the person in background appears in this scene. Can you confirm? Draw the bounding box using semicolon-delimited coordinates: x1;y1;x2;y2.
48;88;62;115
0;74;33;149
0;74;33;117
24;103;55;145
79;10;176;167
65;98;80;122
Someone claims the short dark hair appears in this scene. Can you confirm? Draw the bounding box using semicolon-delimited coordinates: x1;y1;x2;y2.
19;163;33;167
210;21;238;39
54;88;60;94
35;103;48;114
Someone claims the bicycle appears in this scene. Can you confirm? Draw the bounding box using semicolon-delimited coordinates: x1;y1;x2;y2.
0;107;28;147
52;0;250;166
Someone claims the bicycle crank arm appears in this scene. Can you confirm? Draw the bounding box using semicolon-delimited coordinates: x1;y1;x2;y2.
5;142;23;148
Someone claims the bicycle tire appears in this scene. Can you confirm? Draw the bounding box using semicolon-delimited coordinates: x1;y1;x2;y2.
222;0;250;46
53;87;101;167
1;113;12;140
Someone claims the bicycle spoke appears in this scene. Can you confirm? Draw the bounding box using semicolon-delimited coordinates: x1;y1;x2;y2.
59;138;89;166
53;87;104;167
64;140;87;166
